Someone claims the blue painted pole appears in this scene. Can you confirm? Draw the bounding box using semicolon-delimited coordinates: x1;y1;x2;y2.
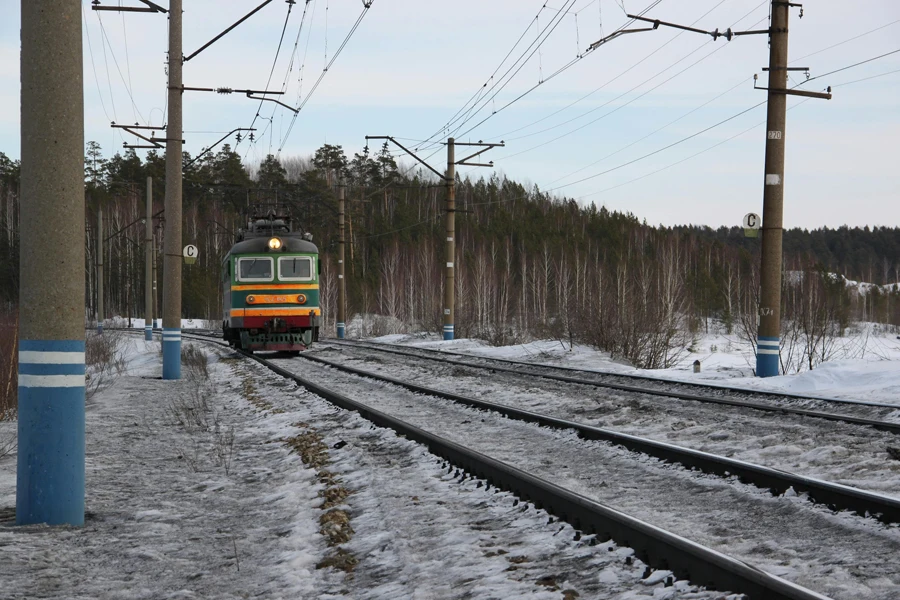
443;138;456;342
97;207;103;335
337;187;346;340
18;0;85;526
17;342;85;525
162;328;182;379
161;0;183;380
756;336;780;378
145;177;153;342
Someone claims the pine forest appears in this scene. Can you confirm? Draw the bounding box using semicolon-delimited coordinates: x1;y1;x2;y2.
0;143;898;374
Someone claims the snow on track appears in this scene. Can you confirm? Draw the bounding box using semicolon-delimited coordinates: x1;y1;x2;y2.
270;355;900;600
1;337;735;599
316;346;900;499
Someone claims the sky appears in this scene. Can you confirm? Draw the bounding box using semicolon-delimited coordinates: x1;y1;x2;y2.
1;0;898;229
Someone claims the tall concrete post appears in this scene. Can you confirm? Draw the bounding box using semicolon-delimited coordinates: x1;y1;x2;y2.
443;138;456;341
152;232;159;331
162;0;183;379
18;0;86;526
97;208;103;333
337;187;346;339
145;177;153;341
756;0;790;377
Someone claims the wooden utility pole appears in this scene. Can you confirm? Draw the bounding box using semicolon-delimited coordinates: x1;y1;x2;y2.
337;186;346;339
162;0;183;379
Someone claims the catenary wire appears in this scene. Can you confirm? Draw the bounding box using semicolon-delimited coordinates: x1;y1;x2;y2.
119;3;137;124
416;0;590;153
422;0;547;150
96;12;148;125
575;100;809;201
546;75;750;186
238;1;296;152
499;13;768;163
831;67;900;88
792;18;900;63
97;13;119;123
83;2;114;125
545;15;900;186
494;0;753;141
559;53;899;199
450;0;668;142
545;100;767;192
276;2;373;154
798;48;900;88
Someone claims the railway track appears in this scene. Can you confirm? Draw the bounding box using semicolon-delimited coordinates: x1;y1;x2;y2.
292;349;900;524
323;338;900;433
165;330;899;599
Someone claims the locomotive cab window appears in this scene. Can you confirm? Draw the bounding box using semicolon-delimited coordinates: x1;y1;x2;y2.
278;256;314;281
237;257;274;282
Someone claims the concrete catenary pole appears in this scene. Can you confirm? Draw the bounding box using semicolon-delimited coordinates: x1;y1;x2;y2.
443;137;456;341
145;177;153;341
756;0;790;377
18;0;86;526
337;186;346;339
162;0;183;379
97;208;103;333
152;231;159;330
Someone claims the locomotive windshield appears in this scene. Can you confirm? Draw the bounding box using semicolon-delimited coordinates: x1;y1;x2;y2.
278;256;313;281
237;257;273;281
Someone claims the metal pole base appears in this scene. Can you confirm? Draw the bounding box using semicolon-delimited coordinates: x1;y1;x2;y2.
443;325;454;341
336;323;345;339
756;336;780;377
96;323;103;334
16;340;85;526
144;325;152;341
162;328;181;380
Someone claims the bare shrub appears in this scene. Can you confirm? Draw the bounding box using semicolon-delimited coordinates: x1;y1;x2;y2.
0;306;17;419
0;426;15;460
167;380;213;434
213;423;236;475
168;366;235;475
181;344;209;379
85;330;127;398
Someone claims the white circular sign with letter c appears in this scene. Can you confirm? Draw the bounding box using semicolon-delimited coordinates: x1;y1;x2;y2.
742;213;761;229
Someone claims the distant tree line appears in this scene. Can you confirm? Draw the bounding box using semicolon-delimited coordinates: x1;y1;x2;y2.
0;143;897;372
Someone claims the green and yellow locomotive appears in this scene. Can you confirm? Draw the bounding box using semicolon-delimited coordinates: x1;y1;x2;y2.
222;205;321;353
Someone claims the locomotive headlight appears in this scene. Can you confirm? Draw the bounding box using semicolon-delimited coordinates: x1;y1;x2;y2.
268;237;283;250
297;294;307;304
247;295;256;304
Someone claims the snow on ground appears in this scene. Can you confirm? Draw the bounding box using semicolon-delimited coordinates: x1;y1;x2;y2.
313;347;900;500
272;353;900;600
368;325;900;406
106;317;217;330
0;333;732;599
